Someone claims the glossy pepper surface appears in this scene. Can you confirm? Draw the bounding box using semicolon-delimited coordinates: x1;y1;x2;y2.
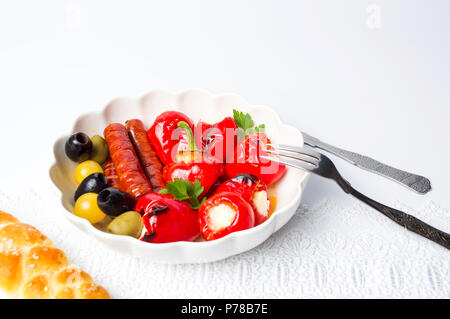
225;132;286;185
213;174;270;226
195;117;238;163
135;193;200;243
198;192;255;241
163;121;224;197
147;111;194;165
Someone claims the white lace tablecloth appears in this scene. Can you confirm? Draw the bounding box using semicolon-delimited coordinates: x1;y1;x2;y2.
1;184;448;299
0;0;449;299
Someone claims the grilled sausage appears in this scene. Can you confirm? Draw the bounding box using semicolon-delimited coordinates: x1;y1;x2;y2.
104;123;152;200
104;157;124;191
126;119;166;192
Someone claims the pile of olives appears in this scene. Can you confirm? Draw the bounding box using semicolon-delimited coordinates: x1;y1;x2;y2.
65;132;144;238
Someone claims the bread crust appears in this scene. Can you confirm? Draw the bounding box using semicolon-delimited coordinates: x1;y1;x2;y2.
0;211;110;299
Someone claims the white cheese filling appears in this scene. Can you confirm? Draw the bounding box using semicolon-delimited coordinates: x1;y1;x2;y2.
252;190;270;217
208;204;237;231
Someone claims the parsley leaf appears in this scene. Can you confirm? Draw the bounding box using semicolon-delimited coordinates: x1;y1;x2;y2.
254;124;265;132
233;109;254;131
233;109;265;140
158;178;206;209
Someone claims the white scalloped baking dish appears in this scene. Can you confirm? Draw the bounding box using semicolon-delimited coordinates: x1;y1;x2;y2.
50;89;309;264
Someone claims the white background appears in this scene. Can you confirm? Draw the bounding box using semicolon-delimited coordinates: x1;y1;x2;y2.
0;0;449;298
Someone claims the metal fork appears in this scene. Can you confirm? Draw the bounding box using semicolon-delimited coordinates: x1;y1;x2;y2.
301;132;432;194
261;144;450;250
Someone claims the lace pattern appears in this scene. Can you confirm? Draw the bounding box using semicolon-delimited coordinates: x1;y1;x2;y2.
0;187;448;298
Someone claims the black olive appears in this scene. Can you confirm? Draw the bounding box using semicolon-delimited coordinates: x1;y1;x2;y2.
65;132;93;163
74;173;108;202
97;188;135;217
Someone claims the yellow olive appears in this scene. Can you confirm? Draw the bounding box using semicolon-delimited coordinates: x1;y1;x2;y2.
75;160;104;185
107;211;143;238
74;193;106;224
90;135;109;165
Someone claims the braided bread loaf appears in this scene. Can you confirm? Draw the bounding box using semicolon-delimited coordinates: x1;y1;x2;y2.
0;211;110;299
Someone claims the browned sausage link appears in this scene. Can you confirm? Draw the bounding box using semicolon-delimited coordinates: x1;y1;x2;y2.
104;123;153;200
125;119;166;192
104;157;124;191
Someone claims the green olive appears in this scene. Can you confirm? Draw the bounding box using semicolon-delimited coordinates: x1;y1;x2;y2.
90;135;109;165
107;211;143;238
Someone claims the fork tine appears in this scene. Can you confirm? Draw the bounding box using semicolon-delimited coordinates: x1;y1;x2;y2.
260;155;315;172
266;143;321;160
263;148;319;167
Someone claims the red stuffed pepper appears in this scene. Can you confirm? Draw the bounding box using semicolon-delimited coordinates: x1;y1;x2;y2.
163;121;224;197
225;132;286;185
195;117;237;163
214;174;270;226
147;111;195;165
199;192;255;241
136;193;200;243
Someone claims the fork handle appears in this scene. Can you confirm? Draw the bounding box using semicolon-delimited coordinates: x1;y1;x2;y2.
302;133;432;194
336;178;450;250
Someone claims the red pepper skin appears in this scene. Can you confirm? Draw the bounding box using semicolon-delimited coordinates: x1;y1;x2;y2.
213;174;270;226
225;132;286;185
147;111;195;165
199;192;255;241
194;121;212;151
204;175;227;198
163;156;224;198
135;193;200;243
195;117;237;163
